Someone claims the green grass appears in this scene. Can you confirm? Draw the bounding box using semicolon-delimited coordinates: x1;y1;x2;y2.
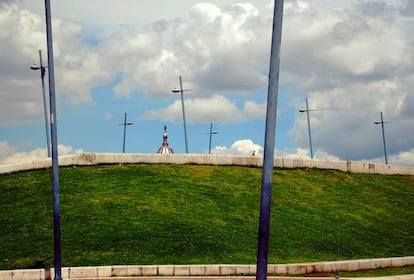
1;164;413;271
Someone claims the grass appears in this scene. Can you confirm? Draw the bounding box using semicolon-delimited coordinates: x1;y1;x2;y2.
1;164;413;273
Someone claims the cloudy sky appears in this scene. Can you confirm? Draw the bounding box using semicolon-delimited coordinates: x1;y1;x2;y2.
0;0;414;166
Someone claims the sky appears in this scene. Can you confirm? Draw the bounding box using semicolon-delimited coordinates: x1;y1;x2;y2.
1;0;414;166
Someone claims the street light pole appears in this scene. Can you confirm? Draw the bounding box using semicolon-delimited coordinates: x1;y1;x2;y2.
44;0;62;279
256;1;284;280
31;50;51;157
172;76;191;153
374;111;390;165
119;112;133;153
207;123;218;154
299;98;316;159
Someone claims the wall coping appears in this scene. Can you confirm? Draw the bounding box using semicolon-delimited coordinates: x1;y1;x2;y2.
1;152;414;175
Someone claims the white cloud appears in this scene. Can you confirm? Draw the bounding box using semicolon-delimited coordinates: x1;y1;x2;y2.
213;139;263;155
190;3;222;23
243;100;267;119
276;147;311;158
139;95;266;124
8;0;269;106
282;1;414;163
19;0;271;36
0;141;83;165
0;3;48;125
1;0;414;165
388;149;414;167
211;140;340;161
368;148;414;167
0;2;111;113
275;146;341;161
96;1;270;100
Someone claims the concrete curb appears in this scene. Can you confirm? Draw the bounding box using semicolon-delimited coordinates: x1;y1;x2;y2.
1;153;414;175
0;257;413;280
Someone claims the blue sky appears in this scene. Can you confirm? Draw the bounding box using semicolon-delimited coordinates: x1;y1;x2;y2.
1;0;414;166
3;79;297;155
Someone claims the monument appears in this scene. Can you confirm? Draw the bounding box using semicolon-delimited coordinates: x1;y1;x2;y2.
157;126;174;154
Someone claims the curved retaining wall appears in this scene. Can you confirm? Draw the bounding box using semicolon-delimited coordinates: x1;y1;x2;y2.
1;152;414;175
0;257;414;279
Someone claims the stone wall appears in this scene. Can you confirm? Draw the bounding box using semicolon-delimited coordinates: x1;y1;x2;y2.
1;153;413;175
0;257;413;279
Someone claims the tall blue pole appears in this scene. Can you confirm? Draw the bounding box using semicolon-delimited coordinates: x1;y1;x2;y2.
256;1;284;280
374;112;389;165
123;113;127;153
44;0;62;279
179;76;189;154
209;123;213;154
39;50;51;157
305;98;313;159
380;112;388;165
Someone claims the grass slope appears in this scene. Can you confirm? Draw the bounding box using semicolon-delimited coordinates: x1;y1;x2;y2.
1;164;413;270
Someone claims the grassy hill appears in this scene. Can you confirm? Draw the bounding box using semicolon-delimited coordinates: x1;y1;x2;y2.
1;164;413;270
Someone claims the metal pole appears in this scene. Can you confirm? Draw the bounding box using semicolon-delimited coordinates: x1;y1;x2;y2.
123;112;127;153
209;123;213;154
38;50;51;157
256;1;284;280
380;112;388;164
44;0;61;279
305;98;313;159
179;76;189;153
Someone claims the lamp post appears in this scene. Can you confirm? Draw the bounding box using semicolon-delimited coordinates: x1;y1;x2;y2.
119;112;133;153
374;111;390;165
299;98;317;159
172;76;191;153
256;1;284;279
43;0;62;278
206;123;218;154
31;50;51;157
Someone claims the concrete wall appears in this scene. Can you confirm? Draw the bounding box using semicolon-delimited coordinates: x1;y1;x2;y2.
1;152;413;175
0;257;413;279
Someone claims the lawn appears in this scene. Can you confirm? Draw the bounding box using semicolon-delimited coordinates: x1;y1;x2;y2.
1;164;413;270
